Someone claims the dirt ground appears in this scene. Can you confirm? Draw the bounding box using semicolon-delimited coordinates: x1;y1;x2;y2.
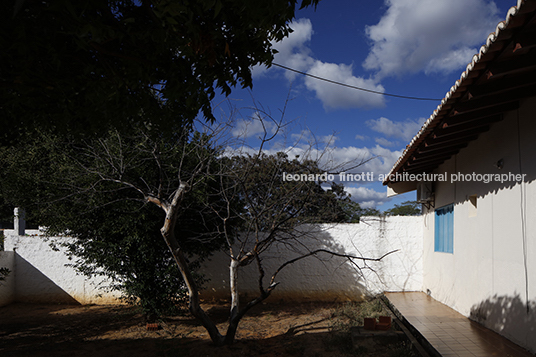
0;301;412;357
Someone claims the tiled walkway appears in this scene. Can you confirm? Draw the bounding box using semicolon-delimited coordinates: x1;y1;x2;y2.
384;292;534;357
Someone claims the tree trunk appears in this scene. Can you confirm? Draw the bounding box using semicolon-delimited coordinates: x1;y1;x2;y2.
158;183;225;345
229;258;239;321
153;184;286;346
225;258;240;344
224;290;271;345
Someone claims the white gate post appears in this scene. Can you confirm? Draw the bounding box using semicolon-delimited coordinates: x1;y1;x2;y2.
14;207;25;236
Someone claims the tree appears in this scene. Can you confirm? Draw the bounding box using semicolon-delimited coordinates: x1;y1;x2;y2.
384;201;421;216
61;201;206;320
205;147;394;344
0;0;319;143
225;153;355;224
0;107;393;346
0;126;230;319
333;188;383;223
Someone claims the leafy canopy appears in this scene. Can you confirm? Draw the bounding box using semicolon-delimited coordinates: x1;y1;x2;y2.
225;152;360;228
1;0;319;142
0;127;230;317
383;201;421;216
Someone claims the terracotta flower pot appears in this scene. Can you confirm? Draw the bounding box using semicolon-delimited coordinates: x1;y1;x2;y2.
364;317;376;330
375;316;392;330
146;323;159;331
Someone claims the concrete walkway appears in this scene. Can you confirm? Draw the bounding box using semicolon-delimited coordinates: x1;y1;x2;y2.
384;292;534;357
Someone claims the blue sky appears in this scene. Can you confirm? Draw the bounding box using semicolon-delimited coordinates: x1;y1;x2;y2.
216;0;517;211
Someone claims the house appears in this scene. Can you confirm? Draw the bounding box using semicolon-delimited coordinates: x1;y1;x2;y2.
384;0;536;353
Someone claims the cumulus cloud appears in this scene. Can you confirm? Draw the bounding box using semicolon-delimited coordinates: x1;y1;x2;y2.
355;134;368;141
375;137;397;147
344;186;391;208
425;47;478;74
363;0;500;79
225;142;401;183
322;145;401;177
253;18;315;80
231;113;277;138
304;61;385;109
366;117;425;141
254;18;386;109
253;144;401;177
290;130;339;146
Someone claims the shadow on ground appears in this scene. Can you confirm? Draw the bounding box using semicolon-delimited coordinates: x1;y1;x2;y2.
0;302;411;357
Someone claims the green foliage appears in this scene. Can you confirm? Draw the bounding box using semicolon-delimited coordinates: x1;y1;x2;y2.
324;299;387;355
0;267;10;284
329;298;386;332
389;342;417;357
384;201;421;216
0;200;13;226
360;207;382;217
323;331;360;354
62;202;195;318
0;128;228;317
225;152;357;230
340;202;383;222
0;230;8;280
0;0;319;143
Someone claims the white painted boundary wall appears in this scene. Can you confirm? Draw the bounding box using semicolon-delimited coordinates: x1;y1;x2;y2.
1;230;120;306
0;216;422;306
201;217;423;302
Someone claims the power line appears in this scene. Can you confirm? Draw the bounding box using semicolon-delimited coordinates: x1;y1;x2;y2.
272;62;442;102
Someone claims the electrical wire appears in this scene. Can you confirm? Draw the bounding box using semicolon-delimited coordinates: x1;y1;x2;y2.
272;63;442;102
517;108;530;314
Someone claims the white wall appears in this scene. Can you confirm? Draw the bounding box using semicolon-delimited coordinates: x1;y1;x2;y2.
3;230;120;305
422;96;536;353
1;217;423;305
201;217;423;302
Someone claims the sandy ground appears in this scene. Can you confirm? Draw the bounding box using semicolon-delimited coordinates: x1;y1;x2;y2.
0;301;411;357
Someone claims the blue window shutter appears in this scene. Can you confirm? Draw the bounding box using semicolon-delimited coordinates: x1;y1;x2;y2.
446;205;453;253
435;204;454;253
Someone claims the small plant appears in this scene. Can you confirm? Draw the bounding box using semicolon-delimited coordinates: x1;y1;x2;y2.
323;331;358;354
389;341;417;357
285;342;306;356
0;267;10;285
329;297;386;332
324;297;388;355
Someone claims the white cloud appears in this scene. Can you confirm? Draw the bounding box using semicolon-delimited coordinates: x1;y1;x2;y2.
223;137;402;208
272;144;398;179
231;113;277;138
355;134;368;141
274;19;316;81
425;47;478;74
344;186;390;208
223;142;395;208
304;61;386;109
290;130;339;146
366;117;425;141
223;143;401;179
375;137;397;147
363;0;500;79
253;18;315;80
334;145;402;178
253;18;386;110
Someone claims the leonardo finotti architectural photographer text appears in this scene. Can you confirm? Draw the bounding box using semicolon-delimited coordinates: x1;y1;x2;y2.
282;171;526;183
